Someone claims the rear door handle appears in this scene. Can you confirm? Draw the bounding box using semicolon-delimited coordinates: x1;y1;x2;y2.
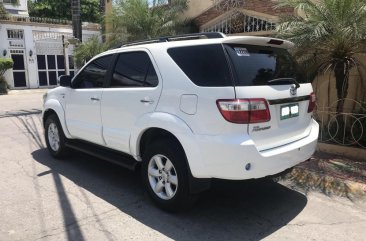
140;99;154;104
90;97;100;101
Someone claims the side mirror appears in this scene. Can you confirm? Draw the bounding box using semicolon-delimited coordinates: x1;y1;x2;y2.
59;75;72;87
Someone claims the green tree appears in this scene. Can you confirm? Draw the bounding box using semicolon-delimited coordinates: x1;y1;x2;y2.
74;0;191;68
0;58;13;76
0;3;7;15
73;35;108;67
28;0;102;23
107;0;189;42
276;0;366;113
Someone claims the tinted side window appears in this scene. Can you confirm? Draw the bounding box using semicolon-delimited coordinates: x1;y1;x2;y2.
167;44;232;87
73;55;113;89
111;52;158;88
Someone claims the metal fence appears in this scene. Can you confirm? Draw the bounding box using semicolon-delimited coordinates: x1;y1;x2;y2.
201;11;276;34
314;99;366;149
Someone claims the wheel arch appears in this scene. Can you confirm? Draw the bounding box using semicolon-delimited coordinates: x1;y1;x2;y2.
137;126;210;193
43;99;72;138
43;109;57;127
138;128;184;161
130;112;211;192
130;112;195;162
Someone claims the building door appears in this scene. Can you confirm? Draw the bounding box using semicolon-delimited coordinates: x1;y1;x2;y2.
10;50;28;88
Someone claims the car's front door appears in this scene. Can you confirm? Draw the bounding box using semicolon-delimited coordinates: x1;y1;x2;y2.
65;54;114;145
101;50;162;153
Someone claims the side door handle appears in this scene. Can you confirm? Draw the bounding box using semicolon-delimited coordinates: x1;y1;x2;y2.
140;99;154;104
90;97;100;101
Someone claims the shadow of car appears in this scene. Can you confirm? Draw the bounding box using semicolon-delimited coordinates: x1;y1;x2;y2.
32;148;307;241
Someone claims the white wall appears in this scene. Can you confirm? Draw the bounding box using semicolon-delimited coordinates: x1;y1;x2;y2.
23;26;37;88
0;24;15;89
0;22;99;89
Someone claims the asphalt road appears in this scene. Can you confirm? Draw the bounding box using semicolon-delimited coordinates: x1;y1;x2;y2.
1;89;366;241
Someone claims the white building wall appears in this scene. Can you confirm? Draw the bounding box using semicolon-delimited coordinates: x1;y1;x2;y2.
0;24;12;88
23;26;38;88
0;22;100;89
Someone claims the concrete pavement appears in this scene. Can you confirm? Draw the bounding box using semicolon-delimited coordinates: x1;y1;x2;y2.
0;90;366;241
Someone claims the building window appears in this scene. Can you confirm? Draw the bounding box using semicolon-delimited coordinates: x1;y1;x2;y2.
7;29;24;39
3;0;19;4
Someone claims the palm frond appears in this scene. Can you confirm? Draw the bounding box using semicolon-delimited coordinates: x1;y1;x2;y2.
276;0;366;109
74;35;108;67
106;0;188;43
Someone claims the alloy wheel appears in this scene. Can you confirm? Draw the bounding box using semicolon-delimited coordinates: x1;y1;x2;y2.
147;154;178;200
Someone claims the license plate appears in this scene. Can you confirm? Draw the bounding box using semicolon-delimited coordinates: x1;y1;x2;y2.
280;103;299;120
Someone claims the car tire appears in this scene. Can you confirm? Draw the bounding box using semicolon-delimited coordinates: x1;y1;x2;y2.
45;114;69;158
142;138;197;212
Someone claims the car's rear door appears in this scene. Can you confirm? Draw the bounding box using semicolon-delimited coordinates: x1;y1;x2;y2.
101;50;162;153
224;43;315;151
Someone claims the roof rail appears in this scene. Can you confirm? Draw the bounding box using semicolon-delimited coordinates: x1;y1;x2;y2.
121;32;226;47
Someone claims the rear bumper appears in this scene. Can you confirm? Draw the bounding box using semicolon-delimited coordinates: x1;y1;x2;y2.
191;119;319;180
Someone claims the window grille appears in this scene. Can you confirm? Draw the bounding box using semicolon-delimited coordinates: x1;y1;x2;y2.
7;29;24;39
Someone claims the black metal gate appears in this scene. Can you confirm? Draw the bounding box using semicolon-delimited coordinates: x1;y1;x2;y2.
10;50;27;88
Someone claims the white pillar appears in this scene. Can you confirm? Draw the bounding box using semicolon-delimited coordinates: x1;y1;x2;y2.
24;26;38;88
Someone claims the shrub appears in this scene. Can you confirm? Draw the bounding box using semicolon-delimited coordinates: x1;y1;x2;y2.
0;58;14;76
0;58;13;94
0;76;9;94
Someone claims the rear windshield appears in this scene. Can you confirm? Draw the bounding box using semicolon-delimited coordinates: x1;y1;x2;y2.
225;44;306;86
167;44;232;87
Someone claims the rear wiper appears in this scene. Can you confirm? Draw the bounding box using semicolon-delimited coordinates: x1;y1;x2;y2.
268;78;300;89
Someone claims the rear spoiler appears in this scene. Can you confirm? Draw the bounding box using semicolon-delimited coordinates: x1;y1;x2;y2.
222;36;294;49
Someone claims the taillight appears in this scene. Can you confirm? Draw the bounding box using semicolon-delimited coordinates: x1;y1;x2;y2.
307;92;316;113
216;98;270;124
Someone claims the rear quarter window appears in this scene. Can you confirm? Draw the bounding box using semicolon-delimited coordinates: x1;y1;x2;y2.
167;44;232;87
110;51;158;88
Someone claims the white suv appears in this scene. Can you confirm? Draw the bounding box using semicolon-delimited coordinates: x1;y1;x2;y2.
43;33;319;211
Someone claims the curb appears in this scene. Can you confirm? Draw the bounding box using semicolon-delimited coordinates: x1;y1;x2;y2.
7;89;49;95
318;143;366;162
285;166;366;198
